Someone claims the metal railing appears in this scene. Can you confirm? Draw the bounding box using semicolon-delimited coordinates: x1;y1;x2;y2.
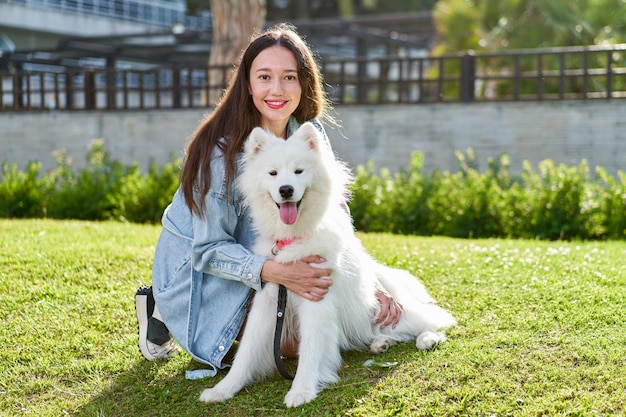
0;66;231;111
1;44;625;111
322;43;626;104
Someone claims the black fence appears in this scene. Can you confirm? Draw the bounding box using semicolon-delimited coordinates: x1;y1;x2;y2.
323;43;626;104
0;66;231;111
1;43;625;112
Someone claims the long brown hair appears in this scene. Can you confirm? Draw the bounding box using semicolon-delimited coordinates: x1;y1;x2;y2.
181;23;330;215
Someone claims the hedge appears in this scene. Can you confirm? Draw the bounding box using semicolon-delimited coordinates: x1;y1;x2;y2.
1;142;624;239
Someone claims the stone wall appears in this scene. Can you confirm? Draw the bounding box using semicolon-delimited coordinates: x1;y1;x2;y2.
1;101;624;176
327;101;625;175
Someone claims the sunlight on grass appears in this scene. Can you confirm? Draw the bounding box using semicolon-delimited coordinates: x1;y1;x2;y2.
1;220;625;416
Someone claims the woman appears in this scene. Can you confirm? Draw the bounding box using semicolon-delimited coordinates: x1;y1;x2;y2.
135;24;402;376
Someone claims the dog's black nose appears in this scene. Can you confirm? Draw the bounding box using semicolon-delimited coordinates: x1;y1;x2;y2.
279;185;294;199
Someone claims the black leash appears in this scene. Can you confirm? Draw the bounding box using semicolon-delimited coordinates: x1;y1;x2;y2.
273;284;294;380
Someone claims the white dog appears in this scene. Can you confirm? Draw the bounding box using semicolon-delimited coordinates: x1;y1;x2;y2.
199;122;456;407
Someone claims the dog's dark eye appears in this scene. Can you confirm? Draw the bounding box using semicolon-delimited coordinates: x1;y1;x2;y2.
269;170;277;176
295;169;303;175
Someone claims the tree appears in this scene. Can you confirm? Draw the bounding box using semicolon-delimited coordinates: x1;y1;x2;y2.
431;0;626;99
433;0;626;55
207;0;267;104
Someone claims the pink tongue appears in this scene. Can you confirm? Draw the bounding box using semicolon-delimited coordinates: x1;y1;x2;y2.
279;202;298;225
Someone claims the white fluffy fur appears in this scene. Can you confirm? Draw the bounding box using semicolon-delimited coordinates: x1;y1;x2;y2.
199;122;456;407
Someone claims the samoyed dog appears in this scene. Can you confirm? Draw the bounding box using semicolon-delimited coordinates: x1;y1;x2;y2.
199;122;456;407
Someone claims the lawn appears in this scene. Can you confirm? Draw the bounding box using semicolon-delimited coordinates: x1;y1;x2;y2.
1;219;624;416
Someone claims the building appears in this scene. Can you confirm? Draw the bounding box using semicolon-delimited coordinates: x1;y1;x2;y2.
1;2;432;71
0;0;217;75
0;0;211;50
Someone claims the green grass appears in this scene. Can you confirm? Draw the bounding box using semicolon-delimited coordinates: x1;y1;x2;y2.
1;219;625;416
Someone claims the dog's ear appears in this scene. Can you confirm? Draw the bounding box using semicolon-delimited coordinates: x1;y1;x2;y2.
245;127;267;155
296;122;321;150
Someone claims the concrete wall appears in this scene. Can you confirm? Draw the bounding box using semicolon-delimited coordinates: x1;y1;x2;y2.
327;101;626;175
1;109;205;172
1;101;625;177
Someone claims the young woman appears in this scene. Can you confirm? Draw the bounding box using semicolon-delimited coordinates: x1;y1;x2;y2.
135;24;403;377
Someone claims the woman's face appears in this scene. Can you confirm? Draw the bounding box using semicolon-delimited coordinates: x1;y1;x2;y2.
248;45;302;138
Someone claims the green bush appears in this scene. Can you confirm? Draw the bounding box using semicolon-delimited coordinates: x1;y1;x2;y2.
1;143;624;239
427;149;501;238
115;154;181;223
350;161;394;232
0;160;48;218
45;141;126;220
349;149;625;240
0;140;181;223
592;167;626;240
387;152;433;235
512;159;591;240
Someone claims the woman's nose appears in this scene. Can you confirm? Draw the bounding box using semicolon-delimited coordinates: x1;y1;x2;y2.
271;79;283;95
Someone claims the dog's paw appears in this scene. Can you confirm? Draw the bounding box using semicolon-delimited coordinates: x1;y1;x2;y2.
284;388;317;407
199;387;234;403
415;331;447;350
369;336;392;354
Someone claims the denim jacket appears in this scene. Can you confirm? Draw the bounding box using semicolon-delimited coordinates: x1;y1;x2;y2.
151;117;328;377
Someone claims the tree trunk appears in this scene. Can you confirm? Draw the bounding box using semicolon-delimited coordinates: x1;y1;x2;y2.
207;0;267;105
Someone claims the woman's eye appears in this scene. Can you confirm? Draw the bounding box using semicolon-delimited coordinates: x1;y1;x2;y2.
285;75;297;81
295;169;303;175
269;170;277;176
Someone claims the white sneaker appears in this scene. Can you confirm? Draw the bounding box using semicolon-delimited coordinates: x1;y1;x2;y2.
135;286;180;361
142;338;180;361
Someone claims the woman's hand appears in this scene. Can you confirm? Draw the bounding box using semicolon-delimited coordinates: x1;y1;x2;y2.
374;288;404;330
261;255;332;302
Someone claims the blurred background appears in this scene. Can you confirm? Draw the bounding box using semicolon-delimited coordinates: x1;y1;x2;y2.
1;1;624;176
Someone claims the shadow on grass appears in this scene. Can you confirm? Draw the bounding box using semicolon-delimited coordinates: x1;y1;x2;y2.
73;348;393;417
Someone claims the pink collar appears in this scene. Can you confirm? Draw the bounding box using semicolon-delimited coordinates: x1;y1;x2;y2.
272;237;299;255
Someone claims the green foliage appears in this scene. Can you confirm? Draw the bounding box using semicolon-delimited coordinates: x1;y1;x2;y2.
432;0;626;99
434;0;626;53
592;166;626;239
1;144;624;239
350;162;395;232
0;160;48;218
513;159;590;239
349;149;625;240
351;153;433;234
427;150;501;238
0;140;181;223
45;141;126;220
115;154;182;223
387;152;433;234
